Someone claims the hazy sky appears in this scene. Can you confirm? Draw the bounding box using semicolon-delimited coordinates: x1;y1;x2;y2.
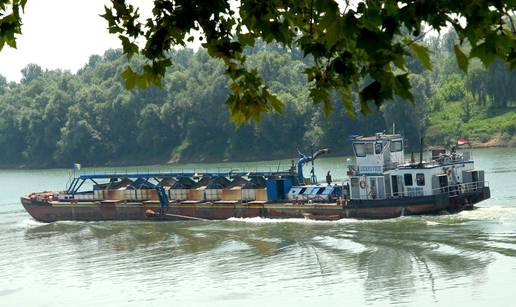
0;0;152;82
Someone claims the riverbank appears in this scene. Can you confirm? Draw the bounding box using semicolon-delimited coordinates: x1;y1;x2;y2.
2;144;514;170
426;101;516;147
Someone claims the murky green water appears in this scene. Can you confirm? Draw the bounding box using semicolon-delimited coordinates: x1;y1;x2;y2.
1;148;516;306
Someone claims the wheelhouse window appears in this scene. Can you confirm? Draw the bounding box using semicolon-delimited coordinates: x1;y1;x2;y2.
404;173;413;186
353;143;374;157
416;173;425;186
390;140;403;152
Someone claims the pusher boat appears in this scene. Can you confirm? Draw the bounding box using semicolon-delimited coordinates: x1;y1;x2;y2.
21;133;490;222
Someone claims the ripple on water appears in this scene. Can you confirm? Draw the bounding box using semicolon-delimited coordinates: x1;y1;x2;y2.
16;218;49;228
457;205;516;221
313;235;369;254
227;216;362;225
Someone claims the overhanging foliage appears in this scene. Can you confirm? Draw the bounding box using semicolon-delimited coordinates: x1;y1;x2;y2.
102;0;515;122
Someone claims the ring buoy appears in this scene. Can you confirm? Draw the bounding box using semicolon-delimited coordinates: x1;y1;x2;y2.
359;180;367;189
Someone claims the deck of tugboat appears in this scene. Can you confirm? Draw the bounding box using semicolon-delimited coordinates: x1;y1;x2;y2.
397;159;474;169
76;170;295;180
38;197;343;208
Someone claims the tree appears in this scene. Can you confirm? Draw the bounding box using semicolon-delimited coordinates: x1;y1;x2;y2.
0;74;6;95
20;63;43;84
466;60;516;109
382;74;429;148
0;37;515;168
102;0;515;122
1;1;514;124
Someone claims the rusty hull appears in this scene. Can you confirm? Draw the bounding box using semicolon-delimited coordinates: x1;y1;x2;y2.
21;187;490;222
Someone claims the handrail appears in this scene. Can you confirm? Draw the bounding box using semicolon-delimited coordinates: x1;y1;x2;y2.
356;180;488;200
76;167;295;180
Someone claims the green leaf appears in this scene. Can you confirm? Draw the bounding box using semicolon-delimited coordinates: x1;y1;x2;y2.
469;41;497;68
6;36;16;48
393;73;414;102
322;99;333;117
409;43;432;70
268;94;284;114
119;35;138;59
359;81;381;114
338;86;355;119
121;67;137;89
454;45;469;73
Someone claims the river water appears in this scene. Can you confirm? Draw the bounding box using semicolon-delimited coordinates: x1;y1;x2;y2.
1;148;515;306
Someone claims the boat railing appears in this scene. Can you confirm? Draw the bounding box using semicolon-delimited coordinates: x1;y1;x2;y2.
73;165;296;180
365;180;489;200
432;180;488;197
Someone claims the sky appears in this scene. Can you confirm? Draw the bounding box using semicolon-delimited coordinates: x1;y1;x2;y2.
0;0;152;82
0;1;445;83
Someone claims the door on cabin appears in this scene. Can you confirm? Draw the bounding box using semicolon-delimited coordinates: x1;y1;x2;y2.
276;180;285;200
391;175;399;197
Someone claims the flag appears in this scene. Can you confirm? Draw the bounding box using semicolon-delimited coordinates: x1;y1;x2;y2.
73;163;81;171
457;137;469;145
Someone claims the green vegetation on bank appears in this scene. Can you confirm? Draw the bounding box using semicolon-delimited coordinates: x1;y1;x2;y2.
427;102;516;147
0;34;514;168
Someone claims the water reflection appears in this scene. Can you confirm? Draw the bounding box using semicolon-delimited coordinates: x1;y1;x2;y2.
19;210;516;305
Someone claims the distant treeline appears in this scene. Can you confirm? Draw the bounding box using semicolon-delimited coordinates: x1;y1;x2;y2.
0;34;514;168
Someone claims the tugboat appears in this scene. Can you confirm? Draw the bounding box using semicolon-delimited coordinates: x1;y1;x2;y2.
21;133;490;222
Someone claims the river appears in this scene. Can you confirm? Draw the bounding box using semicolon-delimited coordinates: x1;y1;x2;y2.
1;148;515;306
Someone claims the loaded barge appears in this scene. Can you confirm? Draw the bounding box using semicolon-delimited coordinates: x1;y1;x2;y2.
21;133;490;222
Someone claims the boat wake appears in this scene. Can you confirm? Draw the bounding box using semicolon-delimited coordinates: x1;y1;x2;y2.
17;218;49;228
226;205;516;225
425;221;442;226
457;205;516;221
226;216;361;224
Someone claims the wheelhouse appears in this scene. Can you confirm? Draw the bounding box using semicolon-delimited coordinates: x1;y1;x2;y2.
348;133;485;201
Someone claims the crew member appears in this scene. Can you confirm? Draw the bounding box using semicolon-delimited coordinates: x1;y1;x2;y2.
290;160;296;173
326;171;332;185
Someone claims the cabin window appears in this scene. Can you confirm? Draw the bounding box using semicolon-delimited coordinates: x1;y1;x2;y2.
375;142;383;154
416;173;425;186
353;143;374;157
391;140;403;152
404;173;413;186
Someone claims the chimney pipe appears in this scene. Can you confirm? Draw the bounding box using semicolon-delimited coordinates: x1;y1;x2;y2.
419;137;424;167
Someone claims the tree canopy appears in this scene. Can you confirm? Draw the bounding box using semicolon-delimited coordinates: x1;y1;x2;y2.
0;37;515;168
102;0;515;122
0;0;515;124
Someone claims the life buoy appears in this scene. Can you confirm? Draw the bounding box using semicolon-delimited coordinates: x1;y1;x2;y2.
359;180;367;189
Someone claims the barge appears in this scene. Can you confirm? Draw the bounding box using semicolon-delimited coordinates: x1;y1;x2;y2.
21;133;490;222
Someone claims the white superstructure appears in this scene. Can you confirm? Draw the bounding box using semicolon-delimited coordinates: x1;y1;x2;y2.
348;133;484;200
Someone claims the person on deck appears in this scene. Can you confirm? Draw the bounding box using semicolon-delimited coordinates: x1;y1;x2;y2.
326;171;332;185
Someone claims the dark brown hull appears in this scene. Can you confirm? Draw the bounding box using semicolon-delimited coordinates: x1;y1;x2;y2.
21;187;490;222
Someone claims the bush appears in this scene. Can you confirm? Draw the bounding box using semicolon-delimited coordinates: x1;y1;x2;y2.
501;122;516;136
